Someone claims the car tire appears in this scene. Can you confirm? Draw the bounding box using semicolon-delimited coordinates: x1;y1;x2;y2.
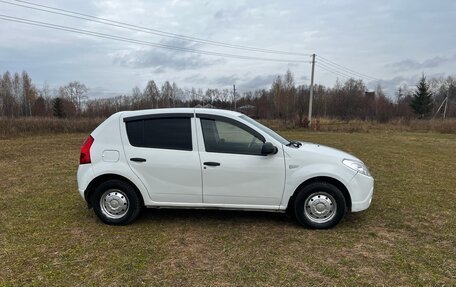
294;181;346;229
91;179;142;225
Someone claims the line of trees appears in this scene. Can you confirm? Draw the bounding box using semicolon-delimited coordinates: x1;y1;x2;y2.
0;71;89;118
0;70;454;123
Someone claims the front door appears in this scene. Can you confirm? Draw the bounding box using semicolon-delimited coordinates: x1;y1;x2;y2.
197;115;285;207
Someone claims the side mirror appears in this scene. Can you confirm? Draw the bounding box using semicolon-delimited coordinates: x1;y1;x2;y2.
261;142;278;155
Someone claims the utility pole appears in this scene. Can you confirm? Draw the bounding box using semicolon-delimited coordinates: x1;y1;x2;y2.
233;84;237;111
443;91;449;119
432;95;448;119
308;53;316;127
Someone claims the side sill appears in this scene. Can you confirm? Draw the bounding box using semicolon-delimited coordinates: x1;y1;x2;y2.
144;204;285;213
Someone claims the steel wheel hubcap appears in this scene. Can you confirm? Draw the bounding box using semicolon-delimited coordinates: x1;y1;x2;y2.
100;189;129;219
304;192;337;223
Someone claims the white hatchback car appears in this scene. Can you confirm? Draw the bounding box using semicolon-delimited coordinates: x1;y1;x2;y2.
77;108;373;228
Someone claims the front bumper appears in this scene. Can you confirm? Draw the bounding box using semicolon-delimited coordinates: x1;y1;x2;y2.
348;172;374;212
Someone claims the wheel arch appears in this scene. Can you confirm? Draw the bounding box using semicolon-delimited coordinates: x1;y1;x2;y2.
286;176;352;212
84;173;145;208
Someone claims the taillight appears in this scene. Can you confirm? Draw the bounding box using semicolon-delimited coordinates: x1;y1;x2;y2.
80;135;94;164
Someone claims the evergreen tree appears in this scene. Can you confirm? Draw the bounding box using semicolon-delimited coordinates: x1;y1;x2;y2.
410;74;433;118
52;97;65;118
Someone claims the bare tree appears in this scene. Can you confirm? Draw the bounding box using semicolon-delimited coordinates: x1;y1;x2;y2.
171;82;179;107
0;71;15;117
143;81;159;108
59;81;89;115
22;71;37;117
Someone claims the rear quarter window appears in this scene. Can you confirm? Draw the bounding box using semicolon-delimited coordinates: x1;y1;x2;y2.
125;117;192;151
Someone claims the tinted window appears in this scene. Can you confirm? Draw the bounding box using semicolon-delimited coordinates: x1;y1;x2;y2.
239;115;289;145
126;117;192;150
201;118;264;155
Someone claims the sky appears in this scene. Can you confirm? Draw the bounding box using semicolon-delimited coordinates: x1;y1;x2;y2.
1;0;455;99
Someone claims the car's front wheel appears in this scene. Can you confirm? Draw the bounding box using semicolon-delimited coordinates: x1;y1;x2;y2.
91;179;142;225
294;181;346;229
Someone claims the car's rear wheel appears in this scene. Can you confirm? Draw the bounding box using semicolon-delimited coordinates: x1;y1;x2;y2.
294;181;346;229
91;179;142;225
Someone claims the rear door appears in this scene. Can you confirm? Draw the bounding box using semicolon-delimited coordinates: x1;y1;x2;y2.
196;114;285;207
121;113;202;203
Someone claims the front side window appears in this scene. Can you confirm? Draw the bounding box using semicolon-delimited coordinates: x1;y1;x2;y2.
126;117;192;151
201;118;264;155
239;115;290;145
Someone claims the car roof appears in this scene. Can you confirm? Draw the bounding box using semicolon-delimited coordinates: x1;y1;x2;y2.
120;108;242;118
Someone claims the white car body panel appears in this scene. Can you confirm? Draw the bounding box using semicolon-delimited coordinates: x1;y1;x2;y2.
77;112;153;203
77;108;374;213
119;112;203;204
195;116;286;206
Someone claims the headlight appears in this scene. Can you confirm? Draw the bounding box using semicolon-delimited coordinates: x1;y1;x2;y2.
342;159;371;176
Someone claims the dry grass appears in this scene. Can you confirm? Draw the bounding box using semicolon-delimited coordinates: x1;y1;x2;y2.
1;116;456;139
0;131;455;286
262;118;456;134
0;117;104;139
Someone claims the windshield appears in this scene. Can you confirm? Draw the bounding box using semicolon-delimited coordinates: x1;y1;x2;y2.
239;115;290;145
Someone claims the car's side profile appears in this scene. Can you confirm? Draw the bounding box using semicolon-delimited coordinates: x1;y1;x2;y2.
77;108;374;229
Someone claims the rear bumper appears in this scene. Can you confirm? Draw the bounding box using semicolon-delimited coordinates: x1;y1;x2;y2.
348;173;374;212
77;164;94;201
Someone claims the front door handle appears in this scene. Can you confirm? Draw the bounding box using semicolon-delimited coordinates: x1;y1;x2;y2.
203;161;220;167
130;157;146;162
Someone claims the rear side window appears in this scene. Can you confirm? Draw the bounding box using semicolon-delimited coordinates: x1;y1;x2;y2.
126;117;192;151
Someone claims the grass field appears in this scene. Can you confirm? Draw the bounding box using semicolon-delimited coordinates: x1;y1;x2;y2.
1;131;455;286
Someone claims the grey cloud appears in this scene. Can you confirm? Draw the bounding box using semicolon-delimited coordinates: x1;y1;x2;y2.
388;55;456;71
212;75;240;86
112;39;222;72
184;74;207;83
3;0;456;99
213;9;227;20
213;7;244;22
113;49;218;72
153;67;166;74
185;73;278;91
240;74;278;90
88;87;128;99
375;76;412;96
158;38;201;50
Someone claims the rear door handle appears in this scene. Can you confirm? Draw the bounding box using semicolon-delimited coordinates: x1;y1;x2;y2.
203;161;220;167
130;157;146;162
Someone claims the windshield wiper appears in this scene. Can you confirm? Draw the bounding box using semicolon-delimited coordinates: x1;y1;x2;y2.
286;140;302;148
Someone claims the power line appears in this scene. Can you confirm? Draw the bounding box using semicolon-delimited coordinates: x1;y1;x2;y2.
0;14;312;63
318;59;377;81
316;62;352;80
317;61;374;82
1;0;311;57
316;62;351;79
318;55;378;80
318;60;378;82
317;55;379;81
